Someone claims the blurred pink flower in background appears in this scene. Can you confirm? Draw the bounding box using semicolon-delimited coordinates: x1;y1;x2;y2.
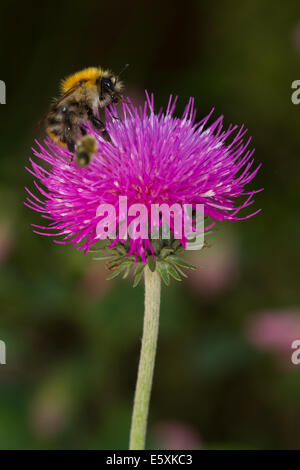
30;370;77;440
31;396;69;440
80;263;114;299
186;232;239;298
154;420;202;450
246;309;300;366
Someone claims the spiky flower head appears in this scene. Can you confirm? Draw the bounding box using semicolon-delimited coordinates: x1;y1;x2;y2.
25;93;261;285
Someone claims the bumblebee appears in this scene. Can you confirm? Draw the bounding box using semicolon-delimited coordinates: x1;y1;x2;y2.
75;135;98;167
45;65;127;153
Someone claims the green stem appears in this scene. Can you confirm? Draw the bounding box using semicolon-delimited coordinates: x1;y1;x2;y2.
129;266;161;450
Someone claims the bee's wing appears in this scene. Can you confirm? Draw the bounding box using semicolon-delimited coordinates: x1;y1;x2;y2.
34;81;86;133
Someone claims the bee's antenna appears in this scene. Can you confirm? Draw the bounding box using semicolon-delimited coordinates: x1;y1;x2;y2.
116;63;129;78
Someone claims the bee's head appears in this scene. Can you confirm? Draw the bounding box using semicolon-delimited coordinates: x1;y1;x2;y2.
99;75;124;105
98;65;128;106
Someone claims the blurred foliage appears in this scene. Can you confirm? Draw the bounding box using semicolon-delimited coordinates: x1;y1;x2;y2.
0;0;300;450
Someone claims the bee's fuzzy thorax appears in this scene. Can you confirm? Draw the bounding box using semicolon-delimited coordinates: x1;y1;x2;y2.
61;67;111;93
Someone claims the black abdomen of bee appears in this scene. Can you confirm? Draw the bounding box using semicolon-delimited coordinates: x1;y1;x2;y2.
46;100;109;152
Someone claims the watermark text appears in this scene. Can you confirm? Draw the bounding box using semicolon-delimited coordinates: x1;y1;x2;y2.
95;197;205;250
0;80;6;104
291;80;300;104
291;340;300;365
0;340;6;364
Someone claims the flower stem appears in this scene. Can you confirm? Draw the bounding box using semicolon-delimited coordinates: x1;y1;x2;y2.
129;266;161;450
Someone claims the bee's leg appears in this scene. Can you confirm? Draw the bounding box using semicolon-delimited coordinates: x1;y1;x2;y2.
86;106;110;140
66;140;75;162
92;116;109;139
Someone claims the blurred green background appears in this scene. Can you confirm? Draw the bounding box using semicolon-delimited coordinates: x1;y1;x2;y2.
0;0;300;449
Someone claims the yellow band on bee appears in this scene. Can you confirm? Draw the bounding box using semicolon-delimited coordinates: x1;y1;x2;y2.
61;67;111;94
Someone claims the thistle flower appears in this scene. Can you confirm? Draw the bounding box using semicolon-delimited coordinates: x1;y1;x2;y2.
25;91;262;450
25;93;261;284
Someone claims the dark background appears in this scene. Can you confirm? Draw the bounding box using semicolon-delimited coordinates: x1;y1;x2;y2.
0;0;300;449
